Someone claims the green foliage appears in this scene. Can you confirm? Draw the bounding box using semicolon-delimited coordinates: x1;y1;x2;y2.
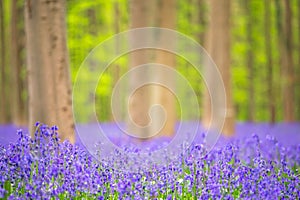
66;0;128;123
65;0;299;123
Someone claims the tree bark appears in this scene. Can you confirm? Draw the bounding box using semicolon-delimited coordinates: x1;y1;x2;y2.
275;0;295;121
128;0;177;138
110;1;121;122
203;0;235;136
128;0;157;138
11;0;27;125
283;0;295;121
153;0;177;137
0;0;9;123
25;0;75;143
264;0;275;123
196;0;207;44
245;1;255;122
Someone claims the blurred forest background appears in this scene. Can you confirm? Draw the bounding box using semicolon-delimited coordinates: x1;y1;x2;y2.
0;0;299;137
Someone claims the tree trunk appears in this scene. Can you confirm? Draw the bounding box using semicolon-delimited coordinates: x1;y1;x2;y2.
264;0;275;123
0;0;9;123
203;0;235;136
196;0;207;44
128;0;157;138
283;0;295;121
275;0;295;121
25;0;75;143
153;0;177;137
110;1;121;122
128;0;177;138
245;1;255;122
11;0;27;126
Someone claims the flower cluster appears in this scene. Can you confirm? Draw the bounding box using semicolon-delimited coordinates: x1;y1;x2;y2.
0;123;299;199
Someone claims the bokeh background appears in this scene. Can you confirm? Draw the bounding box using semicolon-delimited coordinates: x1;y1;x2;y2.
0;0;299;140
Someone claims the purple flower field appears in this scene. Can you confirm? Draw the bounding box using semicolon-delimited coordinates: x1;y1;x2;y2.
0;123;299;199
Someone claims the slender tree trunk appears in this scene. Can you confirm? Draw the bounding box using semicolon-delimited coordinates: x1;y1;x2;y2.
0;0;9;123
25;0;75;143
153;0;177;137
197;0;207;44
128;0;157;138
264;0;275;123
203;0;235;136
11;0;27;125
128;0;177;137
128;0;152;136
275;0;283;120
110;1;121;122
275;0;295;121
189;0;206;113
245;1;255;122
283;0;295;121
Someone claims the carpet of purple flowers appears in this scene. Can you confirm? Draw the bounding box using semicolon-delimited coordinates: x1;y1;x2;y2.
0;123;299;199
